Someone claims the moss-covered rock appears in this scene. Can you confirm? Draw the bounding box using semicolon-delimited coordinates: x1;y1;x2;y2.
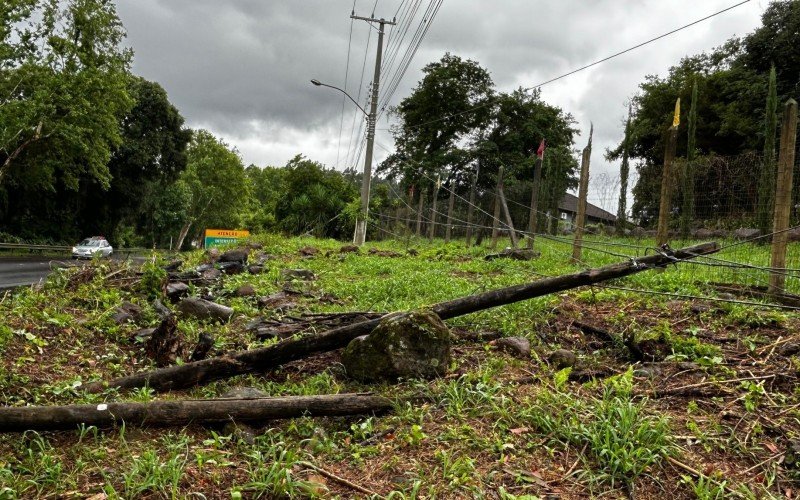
342;310;451;382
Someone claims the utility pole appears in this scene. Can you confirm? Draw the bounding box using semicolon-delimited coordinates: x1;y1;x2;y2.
351;13;396;246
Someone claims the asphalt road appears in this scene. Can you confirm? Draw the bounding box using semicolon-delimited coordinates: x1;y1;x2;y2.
0;256;72;289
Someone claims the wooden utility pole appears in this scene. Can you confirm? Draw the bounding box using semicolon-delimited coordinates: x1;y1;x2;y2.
445;186;455;243
769;99;798;294
491;166;504;249
465;160;480;247
528;150;544;249
348;14;396;246
415;189;424;237
428;176;440;241
572;124;593;263
656;98;681;246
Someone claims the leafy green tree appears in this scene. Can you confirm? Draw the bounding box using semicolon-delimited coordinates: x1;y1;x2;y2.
0;0;132;189
78;77;191;243
274;155;357;239
379;53;494;189
615;106;633;232
175;130;250;249
245;164;285;232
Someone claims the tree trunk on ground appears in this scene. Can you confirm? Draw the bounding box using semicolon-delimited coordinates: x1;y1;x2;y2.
83;242;719;394
0;393;392;432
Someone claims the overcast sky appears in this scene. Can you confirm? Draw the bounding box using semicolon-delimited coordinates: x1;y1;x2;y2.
115;0;767;211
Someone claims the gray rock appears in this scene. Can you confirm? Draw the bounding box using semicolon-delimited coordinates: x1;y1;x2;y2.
221;387;267;399
235;284;256;297
248;265;265;275
177;297;234;322
281;269;317;281
548;349;577;369
112;301;143;325
217;261;245;275
496;336;531;358
200;267;222;280
130;327;155;342
206;247;221;262
733;227;761;241
219;248;249;263
166;282;190;301
788;227;800;242
222;422;258;445
342;310;451;382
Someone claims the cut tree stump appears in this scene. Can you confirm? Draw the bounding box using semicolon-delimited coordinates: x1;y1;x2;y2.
0;393;391;432
83;242;719;394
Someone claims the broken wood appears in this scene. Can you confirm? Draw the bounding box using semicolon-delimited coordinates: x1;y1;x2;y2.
0;393;391;432
84;242;719;394
144;315;183;367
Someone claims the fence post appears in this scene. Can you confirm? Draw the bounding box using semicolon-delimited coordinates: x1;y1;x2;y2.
769;99;798;294
572;124;592;263
656;99;680;246
527;155;543;249
465;160;480;247
491;166;504;250
445;186;455;243
499;178;519;249
428;176;440;241
415;189;424;237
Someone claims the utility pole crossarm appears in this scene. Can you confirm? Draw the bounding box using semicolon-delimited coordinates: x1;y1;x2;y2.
350;14;397;25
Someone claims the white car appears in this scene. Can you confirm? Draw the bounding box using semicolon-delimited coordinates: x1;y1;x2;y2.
72;237;113;259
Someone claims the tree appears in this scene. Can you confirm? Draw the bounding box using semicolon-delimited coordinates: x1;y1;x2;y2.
379;53;495;189
0;0;133;189
78;77;191;243
615;106;633;232
274;155;357;239
175;130;250;250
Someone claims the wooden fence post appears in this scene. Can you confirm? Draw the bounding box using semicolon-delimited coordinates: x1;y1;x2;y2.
465;160;480;247
428;176;440;241
415;190;424;237
491;166;504;250
656;99;680;246
498;177;519;249
445;187;455;243
769;99;798;294
572;125;592;263
528;155;543;249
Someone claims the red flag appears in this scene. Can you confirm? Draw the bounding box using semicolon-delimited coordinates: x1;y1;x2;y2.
536;139;546;159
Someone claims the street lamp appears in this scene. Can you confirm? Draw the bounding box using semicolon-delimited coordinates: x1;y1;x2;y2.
311;77;377;246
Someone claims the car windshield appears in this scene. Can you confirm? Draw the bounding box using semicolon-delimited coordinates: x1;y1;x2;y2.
78;239;102;247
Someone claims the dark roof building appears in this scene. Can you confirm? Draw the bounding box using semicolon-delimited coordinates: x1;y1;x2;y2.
558;193;616;225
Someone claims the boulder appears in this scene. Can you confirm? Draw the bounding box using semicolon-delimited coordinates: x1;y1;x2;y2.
166;282;190;301
235;284;256;297
733;228;761;241
200;267;222;281
548;349;577;369
111;301;143;325
177;297;234;322
299;246;319;256
206;247;221;262
219;248;249;263
495;336;531;358
342;310;451;382
218;261;245;275
247;265;265;275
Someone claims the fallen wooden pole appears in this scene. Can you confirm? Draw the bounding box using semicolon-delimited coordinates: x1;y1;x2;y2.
0;393;391;432
84;242;719;394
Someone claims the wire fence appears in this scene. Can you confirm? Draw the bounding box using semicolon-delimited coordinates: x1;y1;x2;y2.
365;150;800;305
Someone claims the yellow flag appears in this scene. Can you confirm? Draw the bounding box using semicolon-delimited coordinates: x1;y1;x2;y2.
672;98;681;128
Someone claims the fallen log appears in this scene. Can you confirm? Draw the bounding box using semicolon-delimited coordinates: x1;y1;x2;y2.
0;393;391;432
84;242;719;393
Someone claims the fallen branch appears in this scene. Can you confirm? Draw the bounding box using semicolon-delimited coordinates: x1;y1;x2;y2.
0;393;391;432
298;460;383;498
83;242;719;394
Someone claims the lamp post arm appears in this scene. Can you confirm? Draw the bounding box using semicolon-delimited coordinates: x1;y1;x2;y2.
311;80;367;116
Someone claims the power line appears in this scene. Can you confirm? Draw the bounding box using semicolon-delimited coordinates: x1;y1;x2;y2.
377;0;751;132
335;0;358;170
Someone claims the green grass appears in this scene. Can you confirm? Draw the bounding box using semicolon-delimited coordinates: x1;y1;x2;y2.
0;232;796;497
